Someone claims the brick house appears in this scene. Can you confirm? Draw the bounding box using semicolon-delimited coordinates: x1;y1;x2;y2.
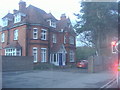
0;1;76;66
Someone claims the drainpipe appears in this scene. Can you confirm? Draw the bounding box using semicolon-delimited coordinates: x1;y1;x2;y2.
48;27;51;63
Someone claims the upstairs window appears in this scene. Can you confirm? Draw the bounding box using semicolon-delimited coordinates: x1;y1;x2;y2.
64;36;66;44
2;18;8;27
69;36;74;45
53;34;57;43
51;21;56;28
14;13;21;23
1;33;5;43
33;28;38;39
47;20;56;28
69;50;74;62
41;29;47;40
14;29;18;40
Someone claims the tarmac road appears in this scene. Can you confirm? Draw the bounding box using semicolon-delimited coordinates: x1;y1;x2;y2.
2;69;115;88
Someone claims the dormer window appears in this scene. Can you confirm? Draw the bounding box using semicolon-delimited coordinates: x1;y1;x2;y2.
2;18;8;27
14;13;21;23
47;19;56;28
51;21;56;28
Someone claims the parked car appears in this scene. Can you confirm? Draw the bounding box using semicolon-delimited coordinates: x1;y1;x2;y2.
76;60;88;68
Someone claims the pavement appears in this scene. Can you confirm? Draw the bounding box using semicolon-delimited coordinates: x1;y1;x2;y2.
2;69;116;88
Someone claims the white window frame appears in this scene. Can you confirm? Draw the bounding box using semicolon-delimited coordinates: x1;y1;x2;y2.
2;18;8;27
14;13;21;23
47;19;56;28
41;29;47;40
14;29;18;40
69;50;74;62
33;47;38;63
51;21;56;28
33;28;38;39
69;36;74;45
1;33;5;43
5;48;21;56
53;34;57;43
64;36;66;44
41;48;47;62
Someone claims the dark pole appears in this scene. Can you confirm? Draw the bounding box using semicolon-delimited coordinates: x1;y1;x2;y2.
118;1;120;88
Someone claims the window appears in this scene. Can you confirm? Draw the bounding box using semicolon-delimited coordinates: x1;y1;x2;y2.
41;29;47;40
69;36;74;45
53;34;56;43
41;48;47;62
47;20;56;28
5;48;21;56
64;36;66;44
1;33;5;42
14;30;18;40
69;50;74;62
33;28;38;39
16;49;21;56
51;21;56;28
2;18;8;27
14;13;21;23
33;47;38;63
54;54;57;62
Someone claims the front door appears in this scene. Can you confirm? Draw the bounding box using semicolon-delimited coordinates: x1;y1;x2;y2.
59;53;62;66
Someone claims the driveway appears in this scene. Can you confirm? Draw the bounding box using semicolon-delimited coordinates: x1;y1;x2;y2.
2;69;115;88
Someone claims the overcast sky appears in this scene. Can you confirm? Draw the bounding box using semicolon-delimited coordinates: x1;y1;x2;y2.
0;0;81;26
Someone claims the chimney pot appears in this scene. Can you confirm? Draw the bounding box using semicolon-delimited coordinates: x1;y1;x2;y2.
19;0;26;12
60;13;66;20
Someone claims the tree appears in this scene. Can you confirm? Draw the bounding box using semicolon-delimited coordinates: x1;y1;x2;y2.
76;46;96;60
74;2;118;56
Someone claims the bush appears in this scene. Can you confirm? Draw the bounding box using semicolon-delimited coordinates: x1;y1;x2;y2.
33;63;76;70
76;46;96;60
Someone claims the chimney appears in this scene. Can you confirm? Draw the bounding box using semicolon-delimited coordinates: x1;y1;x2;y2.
19;0;26;12
13;9;17;14
60;14;66;20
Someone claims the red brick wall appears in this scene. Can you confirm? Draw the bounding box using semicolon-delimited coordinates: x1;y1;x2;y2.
29;45;48;62
28;26;49;62
1;25;27;56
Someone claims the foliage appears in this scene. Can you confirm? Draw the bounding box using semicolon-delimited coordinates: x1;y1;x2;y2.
74;2;118;55
76;46;96;60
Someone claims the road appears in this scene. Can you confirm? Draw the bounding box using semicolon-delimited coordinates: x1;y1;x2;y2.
99;71;120;88
2;69;115;88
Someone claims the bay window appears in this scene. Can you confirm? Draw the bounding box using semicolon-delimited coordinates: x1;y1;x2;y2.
5;48;21;56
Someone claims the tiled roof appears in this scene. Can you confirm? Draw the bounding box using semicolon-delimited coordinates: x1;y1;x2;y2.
56;18;70;30
43;13;57;21
4;42;22;49
26;5;48;26
2;13;13;19
50;44;67;53
51;44;61;53
56;18;76;35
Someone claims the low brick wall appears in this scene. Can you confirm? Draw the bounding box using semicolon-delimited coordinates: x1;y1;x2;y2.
2;56;33;72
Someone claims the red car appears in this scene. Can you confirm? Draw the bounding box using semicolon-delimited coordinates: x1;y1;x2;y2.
76;60;88;68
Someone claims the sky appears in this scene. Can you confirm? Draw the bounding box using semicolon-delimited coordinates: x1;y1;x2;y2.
0;0;81;26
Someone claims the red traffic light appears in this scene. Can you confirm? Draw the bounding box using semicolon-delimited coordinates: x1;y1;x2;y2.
111;41;116;46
